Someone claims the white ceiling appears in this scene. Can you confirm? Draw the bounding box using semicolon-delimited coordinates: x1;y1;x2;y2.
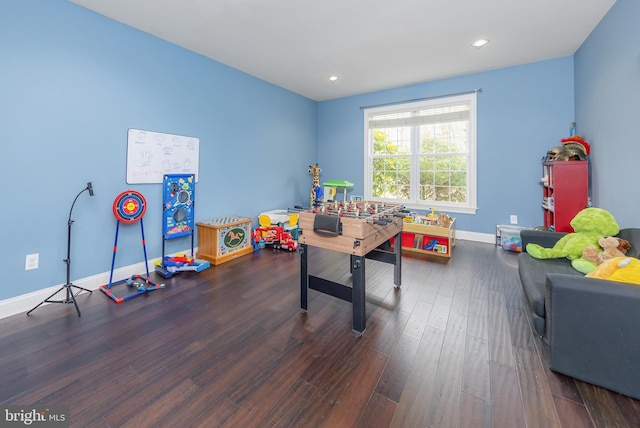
68;0;616;101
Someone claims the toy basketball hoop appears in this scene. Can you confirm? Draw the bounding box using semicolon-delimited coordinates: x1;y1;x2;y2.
100;190;164;303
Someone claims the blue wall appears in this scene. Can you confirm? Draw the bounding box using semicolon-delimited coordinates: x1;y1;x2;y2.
317;58;575;234
575;0;639;229
0;0;317;300
1;0;633;303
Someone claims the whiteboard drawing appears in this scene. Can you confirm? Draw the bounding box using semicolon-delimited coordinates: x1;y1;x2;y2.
136;151;153;168
127;128;199;184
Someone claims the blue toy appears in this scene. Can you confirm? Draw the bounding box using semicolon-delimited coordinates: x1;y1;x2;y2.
155;174;210;278
423;239;438;251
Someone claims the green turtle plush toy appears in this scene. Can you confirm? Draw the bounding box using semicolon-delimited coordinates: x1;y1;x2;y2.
526;207;620;274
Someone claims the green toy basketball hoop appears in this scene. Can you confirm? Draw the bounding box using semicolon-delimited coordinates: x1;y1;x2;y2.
323;180;354;202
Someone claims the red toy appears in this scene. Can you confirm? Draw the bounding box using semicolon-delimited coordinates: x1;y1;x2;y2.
560;135;591;155
254;224;299;251
165;255;195;266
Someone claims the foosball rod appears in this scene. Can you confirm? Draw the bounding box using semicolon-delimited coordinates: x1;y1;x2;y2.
325;209;402;226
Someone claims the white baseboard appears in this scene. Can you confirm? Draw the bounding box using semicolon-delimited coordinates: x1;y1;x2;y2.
2;231;497;321
456;230;496;244
0;249;198;320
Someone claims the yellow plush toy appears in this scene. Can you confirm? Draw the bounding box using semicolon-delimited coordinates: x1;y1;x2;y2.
586;257;640;285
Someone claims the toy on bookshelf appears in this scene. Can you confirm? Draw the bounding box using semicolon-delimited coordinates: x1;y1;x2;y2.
403;211;419;223
425;207;439;224
410;209;453;228
423;239;438;251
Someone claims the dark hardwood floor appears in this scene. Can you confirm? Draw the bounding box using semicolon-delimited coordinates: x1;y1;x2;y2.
1;240;639;427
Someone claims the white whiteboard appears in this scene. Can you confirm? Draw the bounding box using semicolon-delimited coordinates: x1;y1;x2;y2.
126;128;199;184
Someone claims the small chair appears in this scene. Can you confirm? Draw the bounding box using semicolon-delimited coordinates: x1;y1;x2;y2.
258;214;272;228
284;213;299;240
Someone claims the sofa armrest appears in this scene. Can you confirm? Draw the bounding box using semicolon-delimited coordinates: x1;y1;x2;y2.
520;230;567;249
546;273;640;399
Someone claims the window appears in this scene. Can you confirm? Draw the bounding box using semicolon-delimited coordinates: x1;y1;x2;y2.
363;93;477;213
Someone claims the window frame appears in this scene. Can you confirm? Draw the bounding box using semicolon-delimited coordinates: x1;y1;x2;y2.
363;93;478;214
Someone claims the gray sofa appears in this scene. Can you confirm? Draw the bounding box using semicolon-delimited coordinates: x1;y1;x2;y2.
517;228;640;400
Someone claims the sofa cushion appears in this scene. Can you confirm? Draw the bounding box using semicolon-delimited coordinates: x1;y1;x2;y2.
547;273;640;400
517;253;580;317
618;228;640;258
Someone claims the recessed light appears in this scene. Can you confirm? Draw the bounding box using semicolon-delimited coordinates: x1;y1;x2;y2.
471;39;490;48
328;75;339;82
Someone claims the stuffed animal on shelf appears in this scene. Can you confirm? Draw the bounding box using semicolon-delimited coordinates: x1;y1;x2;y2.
576;236;632;274
526;207;620;264
585;257;640;285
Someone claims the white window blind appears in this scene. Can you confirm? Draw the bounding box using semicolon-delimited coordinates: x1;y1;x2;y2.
363;93;477;213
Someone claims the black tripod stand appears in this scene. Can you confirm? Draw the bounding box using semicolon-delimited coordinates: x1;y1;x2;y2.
27;182;95;317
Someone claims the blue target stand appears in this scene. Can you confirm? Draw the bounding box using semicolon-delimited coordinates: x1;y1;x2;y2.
100;190;165;303
154;174;210;279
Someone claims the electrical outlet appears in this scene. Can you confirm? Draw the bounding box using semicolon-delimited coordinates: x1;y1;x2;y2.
510;215;518;225
25;253;39;270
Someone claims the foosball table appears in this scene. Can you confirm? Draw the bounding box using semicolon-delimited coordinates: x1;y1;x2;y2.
297;200;406;335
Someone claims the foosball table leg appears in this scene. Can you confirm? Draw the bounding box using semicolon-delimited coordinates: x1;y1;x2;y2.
394;232;402;288
352;255;366;335
300;244;308;313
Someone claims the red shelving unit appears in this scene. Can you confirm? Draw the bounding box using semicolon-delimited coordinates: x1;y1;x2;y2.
541;161;589;232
